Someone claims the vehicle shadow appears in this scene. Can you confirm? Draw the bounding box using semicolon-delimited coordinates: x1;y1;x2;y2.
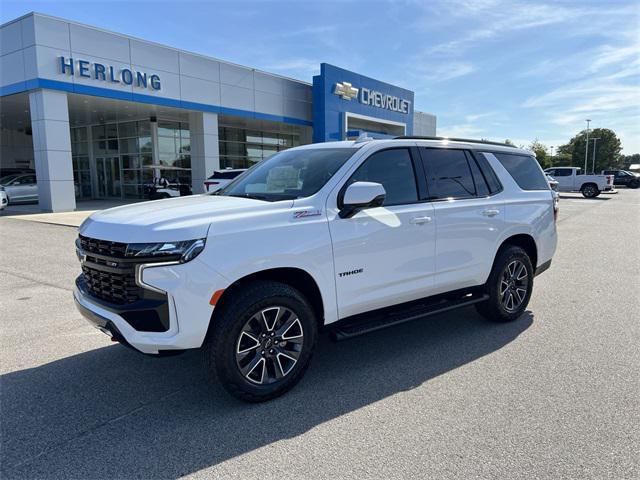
1;307;533;479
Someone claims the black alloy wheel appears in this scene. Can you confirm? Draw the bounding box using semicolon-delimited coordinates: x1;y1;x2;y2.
235;306;304;385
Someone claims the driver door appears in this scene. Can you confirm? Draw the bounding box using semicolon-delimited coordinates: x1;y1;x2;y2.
328;147;436;319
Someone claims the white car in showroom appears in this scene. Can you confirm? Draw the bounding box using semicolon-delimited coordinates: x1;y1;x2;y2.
0;186;8;210
0;173;38;204
74;136;557;402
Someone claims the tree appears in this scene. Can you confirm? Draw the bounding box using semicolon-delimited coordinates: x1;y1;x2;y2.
529;139;550;168
553;152;573;167
557;128;623;173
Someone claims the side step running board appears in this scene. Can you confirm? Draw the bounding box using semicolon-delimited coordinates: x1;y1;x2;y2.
331;293;489;341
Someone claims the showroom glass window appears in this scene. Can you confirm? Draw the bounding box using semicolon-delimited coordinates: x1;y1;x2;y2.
92;120;155;198
157;120;191;183
218;122;301;169
71;127;91;198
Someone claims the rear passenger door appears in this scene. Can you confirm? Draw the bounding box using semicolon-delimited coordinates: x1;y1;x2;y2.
418;148;505;293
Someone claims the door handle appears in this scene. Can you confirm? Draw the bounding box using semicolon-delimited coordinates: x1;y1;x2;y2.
482;209;500;217
410;216;432;225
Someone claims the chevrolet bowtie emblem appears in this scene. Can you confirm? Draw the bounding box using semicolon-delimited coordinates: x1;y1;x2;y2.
334;82;359;100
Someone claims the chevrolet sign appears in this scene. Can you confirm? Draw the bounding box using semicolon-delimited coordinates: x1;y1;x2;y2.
333;82;410;114
360;87;410;114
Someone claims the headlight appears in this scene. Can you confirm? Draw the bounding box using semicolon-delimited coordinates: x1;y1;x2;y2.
0;186;5;191
125;238;206;263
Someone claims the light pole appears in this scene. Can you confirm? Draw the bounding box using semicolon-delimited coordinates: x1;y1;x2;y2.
550;146;554;167
591;137;600;174
584;119;591;173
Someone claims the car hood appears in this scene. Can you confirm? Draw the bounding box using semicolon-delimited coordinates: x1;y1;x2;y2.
80;194;289;243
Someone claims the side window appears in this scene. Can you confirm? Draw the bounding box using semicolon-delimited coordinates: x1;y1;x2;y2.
546;169;556;176
347;148;418;206
466;153;490;197
421;148;476;200
476;153;503;194
493;153;549;190
553;168;572;177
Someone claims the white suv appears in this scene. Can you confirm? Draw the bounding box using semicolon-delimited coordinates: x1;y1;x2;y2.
74;137;557;401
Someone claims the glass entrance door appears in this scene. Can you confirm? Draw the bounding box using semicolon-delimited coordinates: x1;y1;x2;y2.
95;156;122;198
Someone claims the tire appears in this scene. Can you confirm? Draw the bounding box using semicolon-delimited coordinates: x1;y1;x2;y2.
629;180;640;189
475;245;534;323
581;183;599;198
204;280;318;402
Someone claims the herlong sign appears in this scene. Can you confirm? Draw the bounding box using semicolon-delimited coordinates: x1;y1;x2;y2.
59;56;161;91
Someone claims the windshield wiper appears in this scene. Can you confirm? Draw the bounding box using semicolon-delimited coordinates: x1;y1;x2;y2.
226;193;270;201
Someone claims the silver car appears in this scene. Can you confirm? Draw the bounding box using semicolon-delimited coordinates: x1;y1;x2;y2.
0;173;38;204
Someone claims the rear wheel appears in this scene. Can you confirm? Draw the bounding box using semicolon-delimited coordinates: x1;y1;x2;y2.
476;246;533;322
581;183;599;198
204;280;317;402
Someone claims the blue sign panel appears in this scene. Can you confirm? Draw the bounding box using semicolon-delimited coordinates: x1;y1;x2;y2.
312;63;414;142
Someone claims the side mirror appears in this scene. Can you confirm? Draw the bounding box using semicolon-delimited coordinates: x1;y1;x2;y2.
339;181;386;219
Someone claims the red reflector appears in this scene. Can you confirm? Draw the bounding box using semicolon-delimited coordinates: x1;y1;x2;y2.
210;289;225;306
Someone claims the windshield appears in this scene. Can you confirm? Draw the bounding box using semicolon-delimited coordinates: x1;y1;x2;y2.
217;148;358;201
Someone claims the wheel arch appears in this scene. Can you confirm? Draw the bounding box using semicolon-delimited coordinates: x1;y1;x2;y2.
496;233;538;270
210;267;325;330
580;181;599;191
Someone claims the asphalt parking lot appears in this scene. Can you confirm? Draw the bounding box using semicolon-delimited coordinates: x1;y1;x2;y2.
1;189;639;479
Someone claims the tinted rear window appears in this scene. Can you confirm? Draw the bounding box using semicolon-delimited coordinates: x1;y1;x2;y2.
467;153;489;196
421;149;476;199
493;153;548;190
474;153;502;194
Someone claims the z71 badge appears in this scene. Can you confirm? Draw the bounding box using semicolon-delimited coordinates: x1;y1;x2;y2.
293;209;322;219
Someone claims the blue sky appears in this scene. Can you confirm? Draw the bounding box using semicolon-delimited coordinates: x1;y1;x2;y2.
2;0;639;153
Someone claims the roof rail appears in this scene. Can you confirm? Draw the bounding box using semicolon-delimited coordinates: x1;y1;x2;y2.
394;136;517;148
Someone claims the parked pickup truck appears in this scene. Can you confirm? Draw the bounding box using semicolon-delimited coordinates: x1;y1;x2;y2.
543;167;613;198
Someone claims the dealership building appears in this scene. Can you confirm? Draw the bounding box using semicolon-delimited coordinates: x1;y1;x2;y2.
0;12;436;212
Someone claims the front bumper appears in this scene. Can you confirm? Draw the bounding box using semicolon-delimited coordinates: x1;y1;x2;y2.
74;258;227;354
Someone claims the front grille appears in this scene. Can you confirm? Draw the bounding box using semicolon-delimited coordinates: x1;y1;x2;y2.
79;235;141;305
81;262;141;304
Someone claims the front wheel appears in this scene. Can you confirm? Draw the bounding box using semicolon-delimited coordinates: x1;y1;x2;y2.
204;280;317;402
476;246;534;322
